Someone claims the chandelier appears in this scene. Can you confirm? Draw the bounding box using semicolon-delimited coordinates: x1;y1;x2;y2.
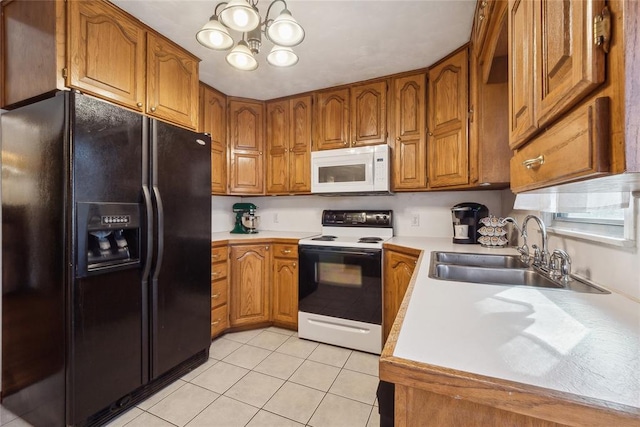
196;0;305;71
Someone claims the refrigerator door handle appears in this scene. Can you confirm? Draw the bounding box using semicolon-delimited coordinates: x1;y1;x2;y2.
151;185;164;281
142;185;153;280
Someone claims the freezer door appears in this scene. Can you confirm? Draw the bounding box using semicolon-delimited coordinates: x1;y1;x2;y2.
70;94;146;424
150;120;211;379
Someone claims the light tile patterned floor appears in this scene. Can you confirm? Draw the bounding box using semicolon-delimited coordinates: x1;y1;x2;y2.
1;327;381;427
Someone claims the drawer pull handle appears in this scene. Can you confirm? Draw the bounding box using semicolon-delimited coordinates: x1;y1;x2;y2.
522;155;545;169
212;293;221;298
212;320;220;326
212;254;220;259
281;249;292;254
212;272;221;278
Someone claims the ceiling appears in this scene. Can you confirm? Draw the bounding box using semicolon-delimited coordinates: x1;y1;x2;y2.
111;0;476;100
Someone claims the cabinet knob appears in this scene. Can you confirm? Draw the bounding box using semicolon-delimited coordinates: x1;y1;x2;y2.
265;246;269;250
352;141;357;146
479;14;485;21
259;151;263;155
481;1;488;8
150;107;157;112
136;102;143;107
292;262;296;267
522;155;545;169
284;148;288;152
428;132;433;136
396;137;401;142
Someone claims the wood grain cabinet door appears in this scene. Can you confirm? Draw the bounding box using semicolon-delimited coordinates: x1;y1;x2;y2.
391;73;427;190
288;96;312;193
314;88;350;150
350;80;388;147
272;258;298;328
146;33;199;129
427;48;470;188
228;99;265;194
383;249;418;343
199;84;227;195
229;245;270;327
68;0;146;112
535;0;605;128
508;0;537;149
266;100;290;194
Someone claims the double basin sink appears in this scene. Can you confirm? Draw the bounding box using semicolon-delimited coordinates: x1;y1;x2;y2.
429;252;609;294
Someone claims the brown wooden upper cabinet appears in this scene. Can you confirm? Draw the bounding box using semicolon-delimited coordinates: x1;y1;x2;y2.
2;0;200;130
508;0;606;150
146;33;199;130
228;99;265;195
427;48;470;188
199;84;227;195
68;0;146;113
266;96;312;194
314;80;388;151
391;73;427;191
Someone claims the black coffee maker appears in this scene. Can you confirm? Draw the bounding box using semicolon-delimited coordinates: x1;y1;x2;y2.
451;202;488;244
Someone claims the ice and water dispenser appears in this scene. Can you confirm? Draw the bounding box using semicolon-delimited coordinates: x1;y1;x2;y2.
76;203;141;277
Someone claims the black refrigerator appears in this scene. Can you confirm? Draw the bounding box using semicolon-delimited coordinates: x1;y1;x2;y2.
1;92;212;426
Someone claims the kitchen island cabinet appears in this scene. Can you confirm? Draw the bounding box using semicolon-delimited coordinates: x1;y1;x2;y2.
2;0;200;129
382;245;420;343
380;237;640;426
229;244;271;327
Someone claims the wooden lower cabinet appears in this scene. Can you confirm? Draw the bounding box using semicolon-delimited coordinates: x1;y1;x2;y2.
271;243;298;329
211;244;229;339
383;246;420;343
229;244;271;327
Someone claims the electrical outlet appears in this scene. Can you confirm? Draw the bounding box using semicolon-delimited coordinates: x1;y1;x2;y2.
273;213;279;223
411;213;420;227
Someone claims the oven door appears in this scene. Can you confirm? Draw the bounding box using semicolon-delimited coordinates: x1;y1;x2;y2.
298;245;382;325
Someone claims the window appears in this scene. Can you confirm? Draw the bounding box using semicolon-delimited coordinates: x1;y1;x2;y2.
544;196;636;247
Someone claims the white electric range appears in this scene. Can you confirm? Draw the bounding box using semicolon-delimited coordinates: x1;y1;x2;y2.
297;210;393;354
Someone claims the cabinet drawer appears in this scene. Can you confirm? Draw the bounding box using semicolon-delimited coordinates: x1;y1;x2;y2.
211;246;228;263
510;97;610;192
211;278;228;309
211;305;228;337
211;261;228;281
273;243;298;259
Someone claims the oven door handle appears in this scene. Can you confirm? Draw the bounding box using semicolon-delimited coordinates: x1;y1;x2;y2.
299;247;380;257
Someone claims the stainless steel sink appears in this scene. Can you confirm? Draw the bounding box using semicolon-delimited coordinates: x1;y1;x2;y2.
434;252;529;269
429;251;609;294
432;264;562;289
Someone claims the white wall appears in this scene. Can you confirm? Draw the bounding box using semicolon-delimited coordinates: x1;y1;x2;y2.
215;190;506;236
502;190;640;300
211;195;241;233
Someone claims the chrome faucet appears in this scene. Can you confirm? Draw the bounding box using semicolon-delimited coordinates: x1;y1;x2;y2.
520;215;550;269
550;249;572;281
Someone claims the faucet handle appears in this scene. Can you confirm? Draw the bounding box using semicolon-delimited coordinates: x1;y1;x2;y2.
550;249;572;280
532;244;542;266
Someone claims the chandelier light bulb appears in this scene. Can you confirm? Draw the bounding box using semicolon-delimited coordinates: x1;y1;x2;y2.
220;0;260;32
267;45;298;67
267;9;304;47
226;40;259;71
196;15;234;50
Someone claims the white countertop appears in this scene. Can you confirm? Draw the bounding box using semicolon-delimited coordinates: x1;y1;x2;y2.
386;237;640;409
211;230;318;242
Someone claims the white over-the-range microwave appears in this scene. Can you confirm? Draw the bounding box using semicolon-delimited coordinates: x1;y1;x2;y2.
311;144;391;195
